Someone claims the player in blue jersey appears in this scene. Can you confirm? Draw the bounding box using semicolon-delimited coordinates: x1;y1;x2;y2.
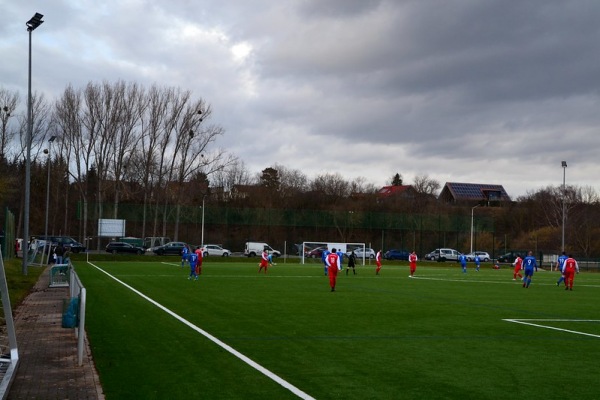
188;252;198;280
321;248;330;276
459;253;467;273
474;255;481;272
181;245;189;268
556;251;568;287
336;249;344;271
522;251;537;288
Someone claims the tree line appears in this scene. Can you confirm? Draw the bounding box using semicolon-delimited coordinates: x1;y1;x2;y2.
1;82;600;258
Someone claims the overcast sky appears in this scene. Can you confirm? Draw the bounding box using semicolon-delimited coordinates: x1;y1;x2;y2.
2;1;599;198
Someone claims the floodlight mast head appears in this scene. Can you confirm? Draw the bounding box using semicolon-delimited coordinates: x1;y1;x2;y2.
26;13;44;31
561;161;567;168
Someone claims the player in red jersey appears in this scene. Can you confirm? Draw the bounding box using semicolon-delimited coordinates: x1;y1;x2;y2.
194;246;203;275
408;251;418;277
563;255;579;291
375;249;382;275
325;248;340;292
258;249;269;274
512;254;523;281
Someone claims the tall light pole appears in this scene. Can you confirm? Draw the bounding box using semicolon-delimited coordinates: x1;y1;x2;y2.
201;195;206;247
561;161;567;252
43;136;56;241
23;12;44;275
470;204;481;254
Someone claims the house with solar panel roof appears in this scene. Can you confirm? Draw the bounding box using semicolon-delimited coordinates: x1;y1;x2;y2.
438;182;511;204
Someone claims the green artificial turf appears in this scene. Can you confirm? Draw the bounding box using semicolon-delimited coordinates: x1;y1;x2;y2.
74;259;600;399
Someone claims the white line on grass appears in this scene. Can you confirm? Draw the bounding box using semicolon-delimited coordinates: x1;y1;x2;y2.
503;319;600;338
87;261;316;400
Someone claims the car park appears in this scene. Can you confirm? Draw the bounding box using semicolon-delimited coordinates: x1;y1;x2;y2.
384;249;410;260
202;244;231;257
105;242;145;255
151;241;188;256
465;251;491;261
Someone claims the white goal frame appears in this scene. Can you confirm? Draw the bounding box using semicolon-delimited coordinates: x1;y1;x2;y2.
300;241;366;264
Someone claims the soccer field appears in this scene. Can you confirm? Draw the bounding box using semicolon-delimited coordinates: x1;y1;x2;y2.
74;259;600;399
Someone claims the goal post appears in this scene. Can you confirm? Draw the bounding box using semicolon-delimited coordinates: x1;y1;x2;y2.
301;241;365;264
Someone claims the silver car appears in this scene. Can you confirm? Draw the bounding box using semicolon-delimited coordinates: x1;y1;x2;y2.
202;244;231;257
465;251;491;262
428;248;462;262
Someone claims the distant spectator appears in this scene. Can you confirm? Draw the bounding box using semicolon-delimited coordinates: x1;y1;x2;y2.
55;244;65;265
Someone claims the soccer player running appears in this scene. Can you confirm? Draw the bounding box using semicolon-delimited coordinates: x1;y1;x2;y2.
474;254;481;272
325;248;341;292
194;246;203;275
459;253;467;273
522;251;537;288
512;254;523;281
188;251;199;281
258;249;269;274
375;249;382;275
408;251;418;277
346;251;357;275
556;251;568;287
563;254;579;291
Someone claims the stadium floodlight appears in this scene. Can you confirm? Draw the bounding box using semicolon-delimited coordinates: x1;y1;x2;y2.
201;195;206;247
470;204;480;254
561;161;567;252
23;12;44;275
43;136;57;261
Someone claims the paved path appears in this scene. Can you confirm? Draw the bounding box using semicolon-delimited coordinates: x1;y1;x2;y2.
7;266;104;399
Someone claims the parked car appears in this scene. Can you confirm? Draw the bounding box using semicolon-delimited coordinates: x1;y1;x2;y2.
306;247;328;258
34;235;87;253
244;241;281;257
350;248;376;259
202;244;231;257
384;249;410;260
427;248;462;262
424;251;438;261
465;251;491;262
106;242;145;255
497;251;520;263
152;241;189;256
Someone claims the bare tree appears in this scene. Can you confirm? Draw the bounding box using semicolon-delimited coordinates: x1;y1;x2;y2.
412;174;441;196
107;81;145;218
0;88;20;161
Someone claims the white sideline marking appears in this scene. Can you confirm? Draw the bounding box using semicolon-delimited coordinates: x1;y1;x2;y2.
503;319;600;338
87;262;315;400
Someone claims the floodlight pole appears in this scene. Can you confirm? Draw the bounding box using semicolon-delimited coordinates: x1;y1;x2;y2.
201;195;206;247
23;12;44;275
470;204;481;254
561;161;567;252
44;136;56;242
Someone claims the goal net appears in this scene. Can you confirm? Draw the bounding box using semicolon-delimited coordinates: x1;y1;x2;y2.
300;241;367;265
27;239;53;267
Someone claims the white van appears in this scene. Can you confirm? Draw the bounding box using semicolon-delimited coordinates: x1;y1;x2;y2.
244;242;281;257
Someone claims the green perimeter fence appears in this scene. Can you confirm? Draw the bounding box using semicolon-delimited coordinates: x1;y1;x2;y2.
80;202;499;257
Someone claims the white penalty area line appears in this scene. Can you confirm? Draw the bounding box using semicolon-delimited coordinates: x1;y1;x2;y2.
503;319;600;338
87;261;315;400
